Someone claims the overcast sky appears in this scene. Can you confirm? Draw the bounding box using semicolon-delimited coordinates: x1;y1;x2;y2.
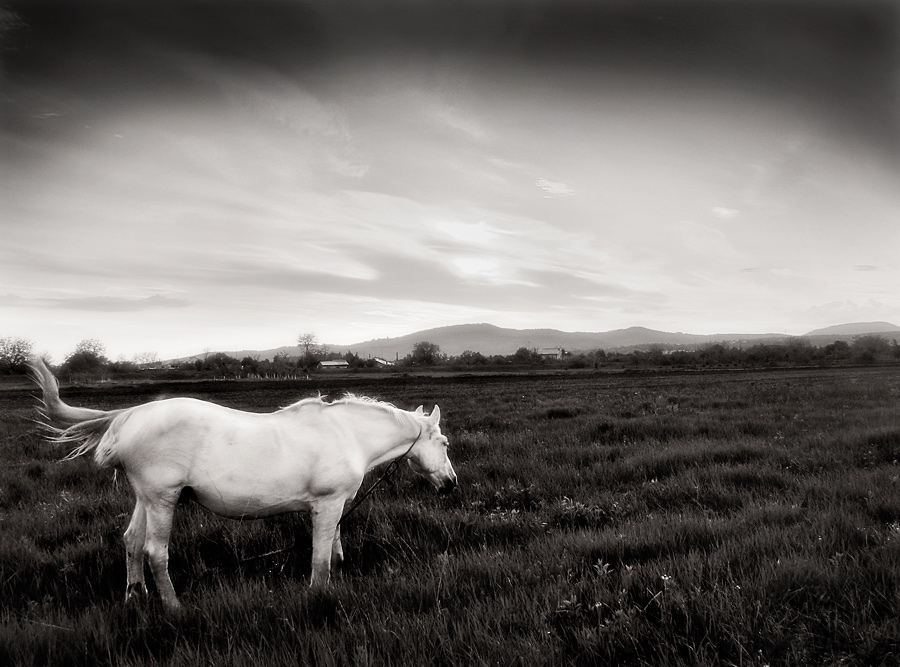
2;0;899;361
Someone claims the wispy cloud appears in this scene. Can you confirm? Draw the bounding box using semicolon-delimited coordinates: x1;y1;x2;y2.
328;157;370;178
436;221;499;246
535;177;575;197
432;103;488;140
712;207;739;219
487;156;528;170
16;294;190;312
212;66;350;142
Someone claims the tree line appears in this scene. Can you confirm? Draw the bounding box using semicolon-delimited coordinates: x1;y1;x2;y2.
404;336;900;370
1;333;898;380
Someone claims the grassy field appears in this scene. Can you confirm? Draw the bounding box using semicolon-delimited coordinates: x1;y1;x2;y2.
1;367;899;666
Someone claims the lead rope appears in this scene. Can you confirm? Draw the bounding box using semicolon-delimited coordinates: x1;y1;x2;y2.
338;435;418;527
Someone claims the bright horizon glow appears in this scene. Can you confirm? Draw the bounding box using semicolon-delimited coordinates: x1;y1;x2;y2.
2;1;898;362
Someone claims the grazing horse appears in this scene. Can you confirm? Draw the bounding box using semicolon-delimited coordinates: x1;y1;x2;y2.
28;358;456;611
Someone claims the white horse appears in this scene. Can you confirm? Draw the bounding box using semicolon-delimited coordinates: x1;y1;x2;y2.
28;358;456;611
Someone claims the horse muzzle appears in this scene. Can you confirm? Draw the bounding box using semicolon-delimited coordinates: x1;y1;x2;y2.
438;473;457;495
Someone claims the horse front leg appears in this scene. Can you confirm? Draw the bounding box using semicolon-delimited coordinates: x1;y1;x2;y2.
332;523;344;571
309;499;345;590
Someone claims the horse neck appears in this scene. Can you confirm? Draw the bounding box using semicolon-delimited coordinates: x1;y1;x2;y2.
343;404;421;469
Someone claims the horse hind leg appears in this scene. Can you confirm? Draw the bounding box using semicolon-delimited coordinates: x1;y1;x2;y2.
123;499;148;601
143;496;181;611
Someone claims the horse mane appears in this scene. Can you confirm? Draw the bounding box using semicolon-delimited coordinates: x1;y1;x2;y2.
330;393;397;409
281;393;421;429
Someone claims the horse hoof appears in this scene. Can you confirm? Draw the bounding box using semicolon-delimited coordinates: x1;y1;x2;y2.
125;583;148;602
164;602;184;614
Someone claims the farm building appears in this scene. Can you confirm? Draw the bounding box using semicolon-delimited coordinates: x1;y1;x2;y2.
538;347;563;360
318;360;350;371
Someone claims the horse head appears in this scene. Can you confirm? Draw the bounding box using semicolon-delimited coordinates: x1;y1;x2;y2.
408;405;457;494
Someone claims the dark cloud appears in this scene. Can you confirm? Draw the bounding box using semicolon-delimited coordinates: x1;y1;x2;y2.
3;1;324;80
3;0;897;152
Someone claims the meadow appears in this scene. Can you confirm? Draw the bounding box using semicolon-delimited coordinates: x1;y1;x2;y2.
1;367;899;666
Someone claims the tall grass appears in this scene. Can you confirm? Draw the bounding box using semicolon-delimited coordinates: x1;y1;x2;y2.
2;368;899;665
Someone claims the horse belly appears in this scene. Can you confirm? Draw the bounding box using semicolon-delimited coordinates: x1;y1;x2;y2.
187;455;315;519
187;440;360;519
192;483;311;519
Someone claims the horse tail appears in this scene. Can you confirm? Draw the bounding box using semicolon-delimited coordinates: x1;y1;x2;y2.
51;412;127;467
28;357;109;427
28;357;126;467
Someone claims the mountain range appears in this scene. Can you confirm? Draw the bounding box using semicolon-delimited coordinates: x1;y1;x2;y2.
178;321;900;362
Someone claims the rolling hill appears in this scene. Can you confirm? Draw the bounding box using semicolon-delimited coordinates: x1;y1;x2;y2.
173;321;899;363
329;323;789;360
804;322;900;336
183;323;784;362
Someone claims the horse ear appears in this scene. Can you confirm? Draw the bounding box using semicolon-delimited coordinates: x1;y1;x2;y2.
429;404;441;425
415;405;424;415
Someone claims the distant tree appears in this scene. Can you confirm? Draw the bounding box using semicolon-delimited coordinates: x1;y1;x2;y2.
109;358;139;373
241;356;260;377
511;347;541;365
406;341;444;366
297;332;328;369
197;352;241;378
566;354;591;369
0;336;33;373
588;349;608;369
298;332;319;355
784;338;814;365
342;351;363;368
851;335;891;364
456;350;487;366
272;352;294;377
72;338;106;358
823;340;851;360
62;339;108;377
252;358;271;377
132;351;160;368
697;343;728;366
